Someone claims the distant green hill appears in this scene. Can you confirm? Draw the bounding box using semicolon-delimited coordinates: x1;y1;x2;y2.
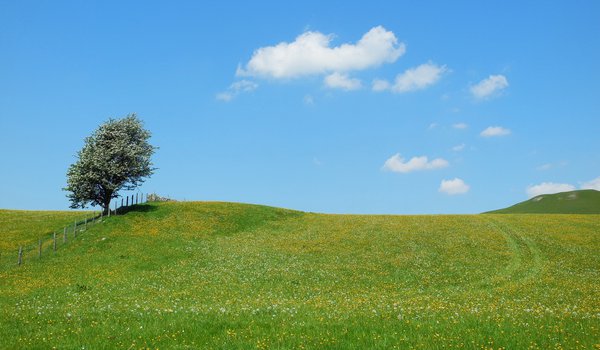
485;189;600;214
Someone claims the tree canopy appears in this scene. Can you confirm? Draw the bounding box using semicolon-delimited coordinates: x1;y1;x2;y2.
64;114;156;212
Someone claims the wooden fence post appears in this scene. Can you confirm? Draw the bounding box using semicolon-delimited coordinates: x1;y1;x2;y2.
74;221;77;237
114;200;118;215
18;246;22;266
53;233;57;251
63;227;67;243
85;217;87;230
136;193;138;205
38;238;42;258
126;196;129;207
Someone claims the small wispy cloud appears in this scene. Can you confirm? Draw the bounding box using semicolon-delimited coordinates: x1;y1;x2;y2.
324;72;362;90
373;62;447;93
536;161;567;171
383;153;449;173
480;126;511;137
470;74;509;99
216;80;258;102
439;178;470;195
452;123;468;129
536;163;552;171
372;79;391;92
303;94;315;105
452;143;466;152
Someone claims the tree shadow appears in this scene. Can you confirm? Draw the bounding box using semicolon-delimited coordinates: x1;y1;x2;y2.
116;203;158;215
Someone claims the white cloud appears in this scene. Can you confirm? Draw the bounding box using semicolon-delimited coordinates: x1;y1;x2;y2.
453;123;468;129
393;62;447;93
324;72;362;90
470;74;508;99
439;178;470;195
581;176;600;190
230;80;258;92
428;123;439;130
375;62;447;93
526;182;576;198
480;126;511;137
452;143;466;152
237;26;405;79
372;79;391;92
216;80;258;102
215;92;233;102
536;163;553;171
383;153;449;173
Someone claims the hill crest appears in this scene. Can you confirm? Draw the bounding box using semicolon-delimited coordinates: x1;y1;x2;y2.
485;189;600;214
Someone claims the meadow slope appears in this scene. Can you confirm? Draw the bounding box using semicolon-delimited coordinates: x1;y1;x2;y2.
0;209;92;253
0;202;598;349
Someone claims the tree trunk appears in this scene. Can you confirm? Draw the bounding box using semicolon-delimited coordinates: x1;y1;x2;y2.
102;199;111;215
102;189;113;215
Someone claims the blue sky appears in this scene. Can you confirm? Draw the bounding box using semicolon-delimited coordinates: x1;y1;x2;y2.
1;1;599;214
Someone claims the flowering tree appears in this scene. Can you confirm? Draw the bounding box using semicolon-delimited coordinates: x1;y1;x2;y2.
64;114;156;213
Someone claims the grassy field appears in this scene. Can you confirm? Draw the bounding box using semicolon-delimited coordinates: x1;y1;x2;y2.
0;209;92;254
0;202;598;349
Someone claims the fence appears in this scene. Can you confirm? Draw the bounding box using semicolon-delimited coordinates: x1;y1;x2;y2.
0;193;148;269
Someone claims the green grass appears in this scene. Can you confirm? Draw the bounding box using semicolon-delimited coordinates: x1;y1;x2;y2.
1;202;599;349
0;209;93;253
485;189;600;214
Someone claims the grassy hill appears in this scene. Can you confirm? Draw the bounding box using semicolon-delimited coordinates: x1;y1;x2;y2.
485;189;600;214
1;202;599;349
0;209;92;252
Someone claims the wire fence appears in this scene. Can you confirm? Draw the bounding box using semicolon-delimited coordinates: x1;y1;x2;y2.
0;193;148;269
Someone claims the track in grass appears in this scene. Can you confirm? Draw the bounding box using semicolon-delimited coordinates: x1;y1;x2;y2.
484;216;544;288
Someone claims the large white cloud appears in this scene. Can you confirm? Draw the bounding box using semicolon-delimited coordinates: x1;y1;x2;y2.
237;26;405;79
480;126;511;137
373;62;447;93
581;176;600;190
526;182;576;198
383;153;449;173
439;178;470;195
470;74;508;99
324;72;362;90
